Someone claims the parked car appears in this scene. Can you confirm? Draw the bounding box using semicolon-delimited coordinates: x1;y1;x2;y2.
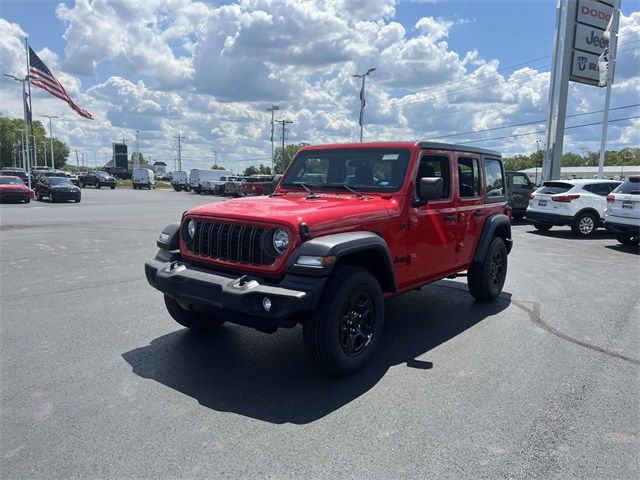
145;141;512;375
223;176;245;197
189;169;234;194
103;166;132;180
526;179;621;237
132;168;156;190
0;175;32;203
35;176;81;203
604;176;640;246
505;171;535;220
0;168;28;183
239;175;274;196
78;171;117;189
171;171;190;191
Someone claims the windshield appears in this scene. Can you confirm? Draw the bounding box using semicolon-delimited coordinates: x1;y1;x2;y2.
49;177;73;185
613;177;640;195
0;177;24;185
282;148;410;193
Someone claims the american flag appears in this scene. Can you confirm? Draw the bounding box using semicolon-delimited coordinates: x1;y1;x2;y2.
28;46;94;120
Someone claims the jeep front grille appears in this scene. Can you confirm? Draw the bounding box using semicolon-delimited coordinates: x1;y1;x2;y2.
187;220;274;265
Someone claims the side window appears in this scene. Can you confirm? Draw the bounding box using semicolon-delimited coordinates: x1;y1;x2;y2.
417;155;450;199
483;158;505;198
458;157;480;198
512;174;529;186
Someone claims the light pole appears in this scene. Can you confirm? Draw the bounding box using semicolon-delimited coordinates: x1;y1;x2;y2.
267;105;280;173
41;114;59;169
275;119;293;173
135;130;140;169
353;68;375;142
3;73;32;188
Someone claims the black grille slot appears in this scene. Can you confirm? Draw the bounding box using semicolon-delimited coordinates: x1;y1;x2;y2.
188;220;274;265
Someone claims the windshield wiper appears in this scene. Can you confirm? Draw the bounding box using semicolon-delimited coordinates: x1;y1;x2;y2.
293;182;319;198
321;183;363;198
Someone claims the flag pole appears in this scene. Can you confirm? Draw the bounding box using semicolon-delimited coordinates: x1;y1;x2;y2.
597;2;619;179
25;38;36;169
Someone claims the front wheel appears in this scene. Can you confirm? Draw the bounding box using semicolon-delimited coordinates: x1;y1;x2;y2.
164;295;225;331
24;197;30;204
467;237;508;301
37;191;43;201
616;233;640;246
110;185;115;190
95;182;101;189
533;222;552;232
303;266;384;376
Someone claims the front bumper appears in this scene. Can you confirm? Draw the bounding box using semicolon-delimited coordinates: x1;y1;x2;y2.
0;191;30;201
145;253;325;332
51;190;81;201
525;210;575;226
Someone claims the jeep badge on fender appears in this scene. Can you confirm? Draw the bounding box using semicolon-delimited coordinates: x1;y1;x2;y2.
145;141;512;376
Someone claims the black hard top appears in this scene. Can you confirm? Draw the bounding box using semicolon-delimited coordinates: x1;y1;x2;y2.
418;141;501;158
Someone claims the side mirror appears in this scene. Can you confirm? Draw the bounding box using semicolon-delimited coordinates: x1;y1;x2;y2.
417;177;443;201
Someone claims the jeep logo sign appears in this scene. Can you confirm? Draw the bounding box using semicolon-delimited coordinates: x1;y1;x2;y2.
577;0;614;29
574;23;610;55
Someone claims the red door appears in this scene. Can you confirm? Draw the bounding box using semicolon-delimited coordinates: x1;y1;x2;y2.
455;154;485;266
408;152;459;280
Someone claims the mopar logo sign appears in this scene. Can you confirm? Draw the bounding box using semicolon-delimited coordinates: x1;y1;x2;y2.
113;143;128;170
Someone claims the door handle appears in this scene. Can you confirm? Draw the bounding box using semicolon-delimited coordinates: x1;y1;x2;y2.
444;214;457;222
473;209;485;217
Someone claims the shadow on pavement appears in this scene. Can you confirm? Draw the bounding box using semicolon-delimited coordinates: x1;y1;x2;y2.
122;280;511;424
527;227;616;240
604;243;640;255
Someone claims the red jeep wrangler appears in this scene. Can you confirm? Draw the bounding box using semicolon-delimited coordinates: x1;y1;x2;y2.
145;142;512;375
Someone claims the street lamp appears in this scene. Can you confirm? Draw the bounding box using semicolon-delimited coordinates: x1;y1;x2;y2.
267;105;280;173
41;115;60;169
353;68;375;142
3;73;33;188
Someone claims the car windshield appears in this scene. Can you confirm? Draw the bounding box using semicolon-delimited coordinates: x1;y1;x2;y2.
0;177;24;185
613;177;640;195
49;177;73;185
538;182;572;195
281;148;411;193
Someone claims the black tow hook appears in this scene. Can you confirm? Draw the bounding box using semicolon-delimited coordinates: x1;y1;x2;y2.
169;261;179;271
237;275;248;286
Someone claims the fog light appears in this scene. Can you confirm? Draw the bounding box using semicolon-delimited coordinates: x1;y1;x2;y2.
262;297;272;312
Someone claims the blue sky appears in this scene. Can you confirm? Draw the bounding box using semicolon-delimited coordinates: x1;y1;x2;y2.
0;0;638;171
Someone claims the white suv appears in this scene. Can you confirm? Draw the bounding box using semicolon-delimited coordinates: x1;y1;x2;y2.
526;179;621;237
604;176;640;246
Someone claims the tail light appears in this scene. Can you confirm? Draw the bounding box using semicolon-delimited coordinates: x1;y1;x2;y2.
529;193;535;200
606;194;615;203
552;194;580;203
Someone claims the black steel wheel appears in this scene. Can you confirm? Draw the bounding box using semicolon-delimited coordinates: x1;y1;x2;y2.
467;237;508;301
164;295;225;331
303;266;384;376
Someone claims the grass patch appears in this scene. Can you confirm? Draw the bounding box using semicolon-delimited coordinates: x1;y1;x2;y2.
115;180;173;189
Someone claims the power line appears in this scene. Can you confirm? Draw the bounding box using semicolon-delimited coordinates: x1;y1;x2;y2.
431;103;640;140
456;115;640;145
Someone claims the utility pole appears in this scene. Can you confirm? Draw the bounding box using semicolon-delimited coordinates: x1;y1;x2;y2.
134;130;140;169
75;148;79;169
266;105;280;173
275;120;293;173
174;133;184;171
353;68;376;142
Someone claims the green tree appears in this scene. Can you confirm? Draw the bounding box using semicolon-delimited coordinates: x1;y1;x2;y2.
273;142;308;174
0;116;70;168
243;165;258;176
211;164;226;170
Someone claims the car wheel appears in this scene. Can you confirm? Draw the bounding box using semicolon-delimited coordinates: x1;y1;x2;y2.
110;185;115;189
79;181;84;188
164;295;225;331
533;222;552;232
303;266;384;376
616;233;640;246
50;193;56;203
95;182;101;189
467;237;508;302
75;198;81;203
572;212;597;237
37;191;43;201
25;197;30;203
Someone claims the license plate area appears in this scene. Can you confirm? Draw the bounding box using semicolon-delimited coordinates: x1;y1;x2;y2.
622;200;633;209
538;200;547;207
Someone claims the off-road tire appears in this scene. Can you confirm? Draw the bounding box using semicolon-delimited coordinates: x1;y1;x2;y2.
616;233;640;246
303;266;384;376
467;237;508;301
571;211;597;237
533;222;552;232
164;295;225;331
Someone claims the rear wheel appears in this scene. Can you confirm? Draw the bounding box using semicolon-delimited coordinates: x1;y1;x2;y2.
95;182;101;189
468;237;508;301
37;191;43;201
110;185;115;189
533;222;552;232
164;295;225;331
616;233;640;246
572;212;597;237
50;193;56;203
303;266;384;376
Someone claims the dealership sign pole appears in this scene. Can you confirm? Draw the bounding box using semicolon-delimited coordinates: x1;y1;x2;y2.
543;0;619;182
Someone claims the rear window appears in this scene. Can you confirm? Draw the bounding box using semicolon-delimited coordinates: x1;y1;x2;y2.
613;177;640;195
538;182;572;195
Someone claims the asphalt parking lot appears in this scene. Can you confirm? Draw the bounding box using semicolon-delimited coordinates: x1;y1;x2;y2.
1;189;639;479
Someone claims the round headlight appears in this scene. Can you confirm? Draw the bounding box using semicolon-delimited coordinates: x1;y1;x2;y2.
187;219;196;240
272;228;290;253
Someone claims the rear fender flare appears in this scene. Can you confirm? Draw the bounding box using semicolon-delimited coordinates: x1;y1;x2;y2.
473;214;512;263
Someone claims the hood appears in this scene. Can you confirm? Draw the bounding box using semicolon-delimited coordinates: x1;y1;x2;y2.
187;193;403;234
0;184;28;190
